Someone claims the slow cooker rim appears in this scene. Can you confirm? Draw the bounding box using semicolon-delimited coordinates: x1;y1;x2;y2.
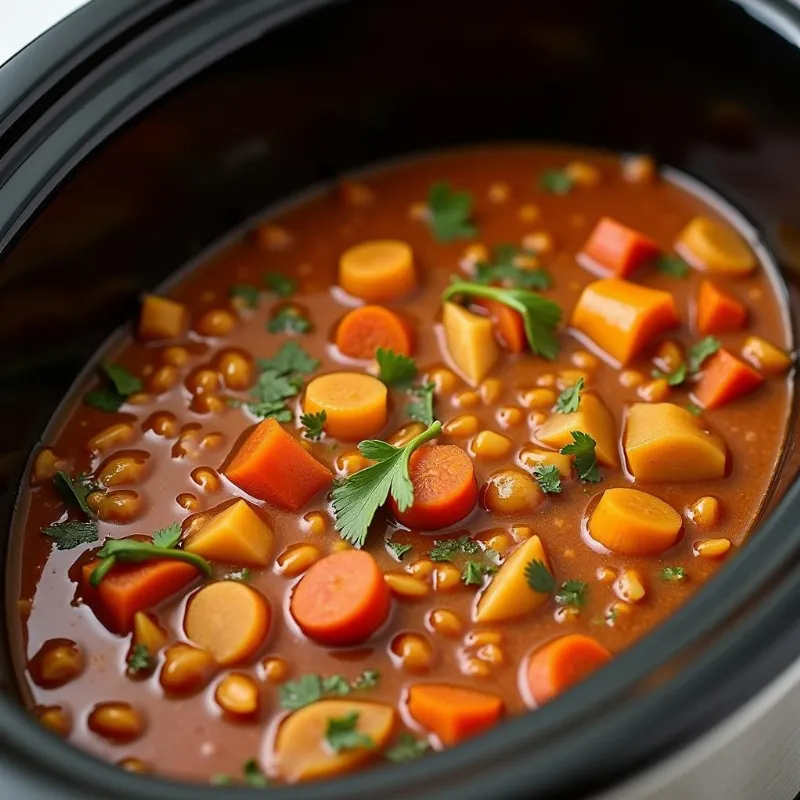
1;0;800;797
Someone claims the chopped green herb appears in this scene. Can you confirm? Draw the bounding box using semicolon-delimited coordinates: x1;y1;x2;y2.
210;774;234;786
352;669;380;690
539;168;573;195
525;559;555;593
102;363;142;396
387;540;413;561
83;389;127;413
332;421;442;548
385;733;431;763
442;282;562;360
686;403;703;416
267;306;311;334
152;522;181;549
406;382;436;427
54;471;97;517
533;463;562;494
688;336;721;373
83;362;142;412
462;560;497;586
321;675;351;696
263;272;296;298
242;758;269;788
560;431;601;483
426;182;476;243
258;341;320;375
474;244;553;290
652;363;687;387
280;674;324;710
429;535;482;562
226;567;251;582
661;566;686;582
325;711;375;753
376;348;417;386
606;607;619;625
126;644;154;676
556;579;588;608
41;520;98;551
229;284;261;309
300;410;327;440
230;399;293;422
554;377;584;413
655;254;690;278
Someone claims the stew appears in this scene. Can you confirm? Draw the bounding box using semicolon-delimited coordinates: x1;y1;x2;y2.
9;146;793;785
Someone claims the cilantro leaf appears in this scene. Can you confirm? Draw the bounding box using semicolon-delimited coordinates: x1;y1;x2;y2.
462;560;497;586
554;377;584;413
352;669;380;690
661;566;686;582
560;431;602;483
242;758;269;788
54;471;97;517
267;306;311;334
229;284;260;308
102;363;142;396
376;349;417;386
236;400;293;422
300;410;327;440
258;341;319;375
474;244;553;290
41;520;98;550
254;369;301;403
385;733;430;763
280;675;323;710
332;422;441;548
525;559;555;593
556;579;588;608
321;675;351;696
83;389;125;412
686;402;703;416
539;169;573;195
656;255;690;278
429;535;482;562
387;540;413;561
325;711;375;753
427;182;476;242
533;463;562;494
688;336;721;373
152;523;181;549
652;362;687;386
126;644;154;676
442;282;562;360
263;272;296;298
407;382;435;427
226;567;250;582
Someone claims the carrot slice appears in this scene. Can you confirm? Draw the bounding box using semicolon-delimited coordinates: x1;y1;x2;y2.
339;240;417;301
138;295;188;341
580;217;660;278
391;445;477;530
184;581;270;665
290;550;390;646
224;419;333;510
693;349;764;410
304;372;388;441
81;559;198;634
696;280;747;335
407;684;503;746
335;306;414;359
588;488;682;555
525;635;612;706
474;298;527;353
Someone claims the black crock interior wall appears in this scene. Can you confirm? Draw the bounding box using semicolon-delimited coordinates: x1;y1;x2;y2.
1;0;800;797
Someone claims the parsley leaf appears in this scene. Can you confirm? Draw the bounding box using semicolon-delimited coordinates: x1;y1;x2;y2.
325;711;375;753
103;363;142;396
656;254;690;278
242;758;269;788
83;389;126;413
83;362;142;412
54;471;97;517
462;560;497;586
226;567;250;582
41;520;98;551
126;644;154;676
556;579;588;608
429;535;482;562
525;559;555;593
280;674;323;710
152;523;181;549
387;540;413;561
560;431;602;483
539;169;573;195
321;675;351;696
661;566;686;582
407;382;435;427
332;421;442;548
258;341;320;375
229;284;260;308
474;244;553;290
652;362;687;386
533;464;562;494
300;410;327;440
385;733;430;763
376;349;417;386
688;336;721;373
352;669;380;690
427;182;476;242
442;282;562;360
263;272;296;298
554;377;584;413
267;306;311;334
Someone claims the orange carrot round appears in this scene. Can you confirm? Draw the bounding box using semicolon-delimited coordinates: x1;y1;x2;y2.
290;550;390;646
526;634;612;706
339;240;417;301
475;298;526;354
391;445;477;530
304;372;388;441
335;305;414;359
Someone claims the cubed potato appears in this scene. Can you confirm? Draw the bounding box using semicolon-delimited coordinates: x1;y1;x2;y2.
571;279;678;365
443;302;499;386
536;393;619;467
625;403;726;482
138;295;188;341
518;447;573;478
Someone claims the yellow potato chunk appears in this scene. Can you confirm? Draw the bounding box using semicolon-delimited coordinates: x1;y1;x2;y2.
138;295;188;341
741;336;792;376
475;535;551;623
675;216;756;276
518;447;573;478
275;700;395;782
443;302;500;386
536;393;619;466
184;500;273;566
624;403;726;482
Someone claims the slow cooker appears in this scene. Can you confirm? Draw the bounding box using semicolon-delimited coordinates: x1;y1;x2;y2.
2;0;800;797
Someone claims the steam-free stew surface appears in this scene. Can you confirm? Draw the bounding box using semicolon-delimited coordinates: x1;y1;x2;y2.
10;147;793;785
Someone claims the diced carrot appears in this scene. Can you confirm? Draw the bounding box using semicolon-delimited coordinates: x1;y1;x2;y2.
474;298;527;354
391;445;477;530
407;684;503;746
138;295;188;341
289;550;390;646
741;336;793;376
335;305;414;359
693;349;764;409
675;217;756;275
588;488;682;555
525;635;612;706
696;280;747;335
224;419;333;510
339;240;417;301
304;372;388;441
571;279;679;365
580;217;660;278
81;559;199;634
184;581;270;665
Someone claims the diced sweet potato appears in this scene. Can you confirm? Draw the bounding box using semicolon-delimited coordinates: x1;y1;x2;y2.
443;301;499;386
138;295;188;341
580;217;659;278
696;280;746;335
693;349;764;410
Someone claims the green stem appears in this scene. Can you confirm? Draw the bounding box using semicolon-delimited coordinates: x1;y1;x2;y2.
89;540;212;587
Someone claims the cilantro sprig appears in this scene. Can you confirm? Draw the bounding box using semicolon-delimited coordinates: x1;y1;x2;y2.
325;711;375;753
539;168;573;195
281;670;381;710
332;421;441;548
556;579;588;608
42;471;100;550
407;382;435;426
661;566;686;582
229;284;260;309
429;535;482;562
126;644;154;676
387;540;413;561
42;521;98;551
300;410;327;440
652;337;721;386
462;560;497;586
525;559;555;593
267;305;311;334
376;349;417;386
474;244;552;290
385;733;430;763
533;463;562;494
54;471;98;517
442;282;562;360
264;272;296;298
655;255;690;278
560;431;602;483
426;182;476;242
554;377;584;413
84;362;142;412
